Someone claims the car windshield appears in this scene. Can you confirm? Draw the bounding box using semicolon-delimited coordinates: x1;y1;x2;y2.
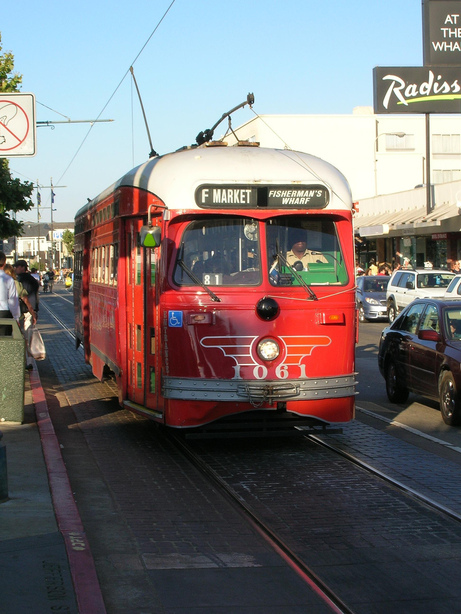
173;215;348;287
416;273;454;288
363;278;388;292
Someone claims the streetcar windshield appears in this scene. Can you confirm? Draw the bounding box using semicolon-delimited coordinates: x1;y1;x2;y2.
173;217;262;286
267;216;348;286
173;215;348;287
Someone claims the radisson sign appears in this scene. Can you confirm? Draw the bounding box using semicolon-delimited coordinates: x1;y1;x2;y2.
373;66;461;113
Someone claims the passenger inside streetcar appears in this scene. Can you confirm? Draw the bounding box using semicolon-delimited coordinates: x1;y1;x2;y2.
267;219;345;286
192;250;230;277
285;230;328;271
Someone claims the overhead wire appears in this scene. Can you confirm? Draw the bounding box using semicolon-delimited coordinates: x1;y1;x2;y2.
55;0;177;186
37;101;71;121
248;107;350;209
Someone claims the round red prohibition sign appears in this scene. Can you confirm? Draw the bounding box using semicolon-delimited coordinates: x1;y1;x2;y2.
0;100;30;151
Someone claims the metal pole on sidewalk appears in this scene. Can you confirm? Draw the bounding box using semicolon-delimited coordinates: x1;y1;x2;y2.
425;113;432;215
0;431;8;502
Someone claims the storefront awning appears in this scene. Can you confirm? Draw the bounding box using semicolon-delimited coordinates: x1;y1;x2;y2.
355;202;460;237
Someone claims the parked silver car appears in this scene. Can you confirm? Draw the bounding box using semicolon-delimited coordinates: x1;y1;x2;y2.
444;274;461;299
356;275;389;322
386;267;454;323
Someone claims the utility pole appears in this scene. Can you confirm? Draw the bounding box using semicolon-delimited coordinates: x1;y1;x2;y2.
36;181;41;270
35;180;65;271
33;119;111;267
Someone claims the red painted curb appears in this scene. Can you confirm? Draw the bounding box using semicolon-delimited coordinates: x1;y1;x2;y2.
29;361;107;614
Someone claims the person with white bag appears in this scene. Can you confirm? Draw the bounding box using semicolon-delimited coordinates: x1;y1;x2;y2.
2;264;40;366
14;260;39;335
0;252;20;336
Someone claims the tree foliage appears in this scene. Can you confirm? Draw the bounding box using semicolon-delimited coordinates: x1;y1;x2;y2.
0;32;34;240
0;33;22;92
62;229;74;254
0;161;34;238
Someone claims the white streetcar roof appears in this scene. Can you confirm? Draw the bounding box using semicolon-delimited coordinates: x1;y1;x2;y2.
77;145;352;218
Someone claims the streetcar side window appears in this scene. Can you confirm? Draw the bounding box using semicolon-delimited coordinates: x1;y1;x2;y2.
110;243;118;286
98;247;104;283
136;243;142;285
91;247;97;282
74;249;82;282
101;246;106;283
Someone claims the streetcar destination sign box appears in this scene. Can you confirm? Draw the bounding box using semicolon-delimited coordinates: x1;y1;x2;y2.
373;66;461;113
195;185;329;209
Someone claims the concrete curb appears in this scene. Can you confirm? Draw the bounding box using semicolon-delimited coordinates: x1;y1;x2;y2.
29;360;107;614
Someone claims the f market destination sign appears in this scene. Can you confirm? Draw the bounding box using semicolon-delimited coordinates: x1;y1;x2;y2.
373;66;461;113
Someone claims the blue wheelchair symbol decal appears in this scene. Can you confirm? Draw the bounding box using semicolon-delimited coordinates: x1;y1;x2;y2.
168;311;183;327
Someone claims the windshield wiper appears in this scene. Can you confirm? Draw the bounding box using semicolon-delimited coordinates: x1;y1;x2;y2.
275;241;317;300
177;245;221;302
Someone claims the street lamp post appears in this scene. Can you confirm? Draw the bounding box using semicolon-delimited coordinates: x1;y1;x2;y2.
374;132;406;196
425;114;432;215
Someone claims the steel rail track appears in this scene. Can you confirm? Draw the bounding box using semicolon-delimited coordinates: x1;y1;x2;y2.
41;289;461;526
39;294;80;347
43;289;460;609
306;432;461;524
167;431;354;614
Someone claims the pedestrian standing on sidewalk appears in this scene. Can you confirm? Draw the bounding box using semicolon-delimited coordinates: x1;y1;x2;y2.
0;251;20;336
14;260;39;336
3;264;37;328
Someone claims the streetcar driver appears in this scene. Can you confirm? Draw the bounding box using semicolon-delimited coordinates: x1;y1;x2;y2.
286;230;327;271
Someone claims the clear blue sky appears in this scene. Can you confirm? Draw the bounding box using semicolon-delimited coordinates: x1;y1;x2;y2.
2;0;423;223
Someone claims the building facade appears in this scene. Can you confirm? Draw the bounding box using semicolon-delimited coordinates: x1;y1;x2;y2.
354;181;461;270
1;221;74;271
229;108;461;269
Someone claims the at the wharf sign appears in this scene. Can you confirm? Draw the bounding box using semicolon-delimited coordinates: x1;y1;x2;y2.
373;66;461;113
423;0;461;64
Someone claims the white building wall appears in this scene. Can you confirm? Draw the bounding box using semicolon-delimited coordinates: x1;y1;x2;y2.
229;110;461;203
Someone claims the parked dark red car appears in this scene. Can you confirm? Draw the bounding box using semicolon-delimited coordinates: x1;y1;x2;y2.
378;298;461;426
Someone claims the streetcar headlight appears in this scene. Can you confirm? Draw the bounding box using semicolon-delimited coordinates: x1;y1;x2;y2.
257;338;280;361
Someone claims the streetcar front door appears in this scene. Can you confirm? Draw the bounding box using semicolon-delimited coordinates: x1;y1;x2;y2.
125;218;147;406
125;218;160;415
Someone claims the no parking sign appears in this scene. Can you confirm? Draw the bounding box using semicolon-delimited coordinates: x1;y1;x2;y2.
0;93;36;157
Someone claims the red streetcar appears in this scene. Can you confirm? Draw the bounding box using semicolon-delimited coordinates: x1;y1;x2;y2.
74;123;357;434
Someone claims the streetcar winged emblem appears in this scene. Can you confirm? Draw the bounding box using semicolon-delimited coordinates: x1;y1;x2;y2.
200;335;331;366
